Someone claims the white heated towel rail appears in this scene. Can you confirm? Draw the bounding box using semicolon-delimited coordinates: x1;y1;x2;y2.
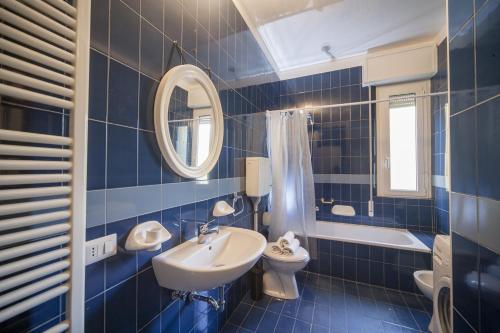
0;0;89;332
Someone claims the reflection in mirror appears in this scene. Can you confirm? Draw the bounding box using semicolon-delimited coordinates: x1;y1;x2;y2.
167;77;214;168
155;64;223;179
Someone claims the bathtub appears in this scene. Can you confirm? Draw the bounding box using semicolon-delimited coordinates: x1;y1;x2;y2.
312;221;431;253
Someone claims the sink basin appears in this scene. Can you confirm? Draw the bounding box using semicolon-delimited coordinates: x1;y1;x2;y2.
152;227;267;291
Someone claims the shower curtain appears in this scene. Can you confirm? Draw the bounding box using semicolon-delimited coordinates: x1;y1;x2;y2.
266;110;316;245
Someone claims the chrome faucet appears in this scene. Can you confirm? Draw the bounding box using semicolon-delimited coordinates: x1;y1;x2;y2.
197;220;219;244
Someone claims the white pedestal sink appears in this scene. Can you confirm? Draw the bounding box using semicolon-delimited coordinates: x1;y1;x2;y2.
152;226;267;291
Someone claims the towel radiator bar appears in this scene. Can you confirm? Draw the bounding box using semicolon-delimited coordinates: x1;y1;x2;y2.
0;0;90;331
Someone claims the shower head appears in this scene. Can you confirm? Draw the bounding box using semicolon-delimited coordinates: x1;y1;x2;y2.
321;45;335;60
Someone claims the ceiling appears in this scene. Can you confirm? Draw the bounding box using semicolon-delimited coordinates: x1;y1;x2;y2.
234;0;446;78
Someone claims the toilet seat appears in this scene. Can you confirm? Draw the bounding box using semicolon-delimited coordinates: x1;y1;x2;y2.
263;242;309;263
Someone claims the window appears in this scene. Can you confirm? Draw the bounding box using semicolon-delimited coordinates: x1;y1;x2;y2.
376;81;431;198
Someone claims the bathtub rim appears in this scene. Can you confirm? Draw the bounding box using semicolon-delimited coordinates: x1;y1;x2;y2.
311;221;432;253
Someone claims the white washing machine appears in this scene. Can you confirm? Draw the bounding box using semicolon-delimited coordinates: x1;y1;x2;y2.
431;235;452;333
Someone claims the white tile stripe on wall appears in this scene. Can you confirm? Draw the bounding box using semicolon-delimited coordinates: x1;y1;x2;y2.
451;192;500;255
87;173;451;228
313;174;371;184
314;174;448;188
86;177;246;227
432;175;447;189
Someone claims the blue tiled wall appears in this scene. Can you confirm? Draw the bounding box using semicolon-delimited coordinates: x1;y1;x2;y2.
85;195;256;333
448;0;500;332
431;39;450;235
304;238;432;294
317;184;435;232
85;0;278;332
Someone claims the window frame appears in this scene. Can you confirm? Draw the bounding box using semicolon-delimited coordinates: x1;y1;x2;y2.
191;108;213;166
376;80;432;198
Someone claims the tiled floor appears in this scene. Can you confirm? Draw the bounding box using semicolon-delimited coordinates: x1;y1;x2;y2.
221;271;432;333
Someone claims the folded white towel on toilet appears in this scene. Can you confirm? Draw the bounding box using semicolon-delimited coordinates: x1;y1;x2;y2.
278;231;295;248
271;243;283;254
282;238;300;256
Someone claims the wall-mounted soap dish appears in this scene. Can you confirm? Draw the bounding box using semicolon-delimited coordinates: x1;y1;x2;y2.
331;205;356;217
125;220;171;251
213;200;235;217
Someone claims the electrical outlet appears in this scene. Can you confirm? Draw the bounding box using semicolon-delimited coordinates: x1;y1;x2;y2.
85;234;117;266
87;244;99;259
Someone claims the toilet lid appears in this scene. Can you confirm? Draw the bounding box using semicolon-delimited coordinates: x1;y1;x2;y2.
263;242;310;263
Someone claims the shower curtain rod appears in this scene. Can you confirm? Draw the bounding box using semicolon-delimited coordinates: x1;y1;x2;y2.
268;91;447;113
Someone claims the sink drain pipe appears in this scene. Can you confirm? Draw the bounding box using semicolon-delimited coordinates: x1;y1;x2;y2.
171;289;225;312
189;292;225;311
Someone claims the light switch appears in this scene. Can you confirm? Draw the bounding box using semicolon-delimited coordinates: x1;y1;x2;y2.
104;239;114;254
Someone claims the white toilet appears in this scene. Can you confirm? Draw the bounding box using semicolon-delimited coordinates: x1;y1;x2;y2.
262;242;310;299
414;270;433;300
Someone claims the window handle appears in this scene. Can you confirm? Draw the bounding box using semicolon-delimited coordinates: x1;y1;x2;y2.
384;157;390;169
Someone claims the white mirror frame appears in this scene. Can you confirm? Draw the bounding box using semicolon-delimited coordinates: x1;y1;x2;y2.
154;65;224;178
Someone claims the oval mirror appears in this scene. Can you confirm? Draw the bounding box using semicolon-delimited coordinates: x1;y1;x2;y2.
154;65;224;178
